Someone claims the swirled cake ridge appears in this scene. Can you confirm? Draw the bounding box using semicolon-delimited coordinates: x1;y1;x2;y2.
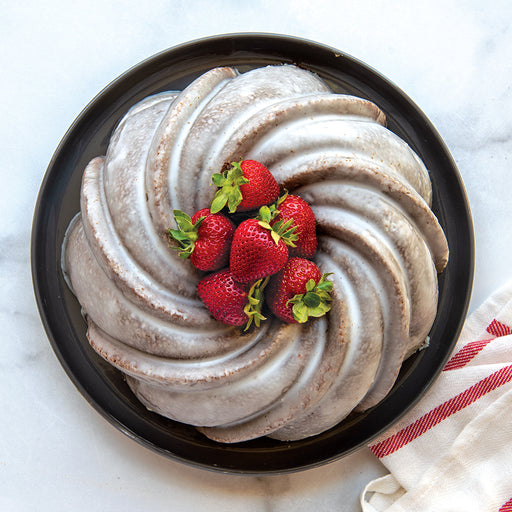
62;65;448;443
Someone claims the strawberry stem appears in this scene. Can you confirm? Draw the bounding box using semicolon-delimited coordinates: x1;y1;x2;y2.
287;273;333;323
210;160;249;213
243;276;269;331
168;210;205;259
256;206;298;246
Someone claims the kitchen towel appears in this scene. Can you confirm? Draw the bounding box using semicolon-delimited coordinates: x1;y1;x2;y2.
361;282;512;512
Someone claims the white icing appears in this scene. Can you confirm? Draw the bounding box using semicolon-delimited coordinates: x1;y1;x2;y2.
62;64;449;443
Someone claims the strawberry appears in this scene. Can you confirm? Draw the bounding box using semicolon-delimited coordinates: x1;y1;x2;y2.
230;206;298;283
197;269;268;329
271;193;317;259
267;258;333;323
168;208;235;271
210;159;280;214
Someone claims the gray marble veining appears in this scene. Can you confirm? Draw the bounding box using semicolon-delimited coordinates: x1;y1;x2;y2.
3;1;512;510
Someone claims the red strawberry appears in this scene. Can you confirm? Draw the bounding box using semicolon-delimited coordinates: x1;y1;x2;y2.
230;206;298;283
272;193;317;259
210;159;280;213
197;269;268;329
168;208;235;271
267;258;333;323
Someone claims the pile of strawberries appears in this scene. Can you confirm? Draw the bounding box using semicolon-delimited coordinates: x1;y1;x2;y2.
169;160;333;330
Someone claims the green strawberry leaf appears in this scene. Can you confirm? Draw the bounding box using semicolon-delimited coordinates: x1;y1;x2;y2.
305;279;316;292
292;302;309;324
303;291;321;308
173;209;199;232
286;273;334;323
243;277;269;331
210;191;229;214
258;221;272;230
210;161;249;213
276;189;289;207
274;218;298;247
227;187;243;213
270;230;280;245
211;173;228;187
258;205;273;223
167;210;205;258
309;303;331;317
256;211;298;247
168;229;188;242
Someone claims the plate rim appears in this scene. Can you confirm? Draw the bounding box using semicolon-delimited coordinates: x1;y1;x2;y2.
31;32;474;475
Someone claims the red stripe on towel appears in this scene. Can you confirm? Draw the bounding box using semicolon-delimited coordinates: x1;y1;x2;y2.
441;318;511;372
499;497;512;512
369;364;512;458
487;319;512;337
443;338;494;371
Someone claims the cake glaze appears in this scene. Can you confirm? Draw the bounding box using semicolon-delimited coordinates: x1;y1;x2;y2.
62;65;448;443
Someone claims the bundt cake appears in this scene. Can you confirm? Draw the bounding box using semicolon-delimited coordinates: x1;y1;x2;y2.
62;64;449;443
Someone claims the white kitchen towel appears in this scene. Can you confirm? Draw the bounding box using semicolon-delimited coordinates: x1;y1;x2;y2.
361;282;512;512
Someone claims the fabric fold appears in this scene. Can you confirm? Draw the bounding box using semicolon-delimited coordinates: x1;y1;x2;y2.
361;282;512;511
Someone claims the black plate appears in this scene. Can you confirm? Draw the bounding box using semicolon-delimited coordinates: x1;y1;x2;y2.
31;33;474;474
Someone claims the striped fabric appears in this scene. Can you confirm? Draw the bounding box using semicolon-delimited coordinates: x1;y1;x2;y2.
361;283;512;512
370;363;512;458
499;498;512;512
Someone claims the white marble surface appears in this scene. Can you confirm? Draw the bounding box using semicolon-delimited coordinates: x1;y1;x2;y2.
3;1;512;510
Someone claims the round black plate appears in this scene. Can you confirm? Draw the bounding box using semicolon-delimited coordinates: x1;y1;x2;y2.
31;33;474;474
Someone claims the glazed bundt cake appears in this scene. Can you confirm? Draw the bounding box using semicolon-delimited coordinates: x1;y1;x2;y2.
62;64;448;443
